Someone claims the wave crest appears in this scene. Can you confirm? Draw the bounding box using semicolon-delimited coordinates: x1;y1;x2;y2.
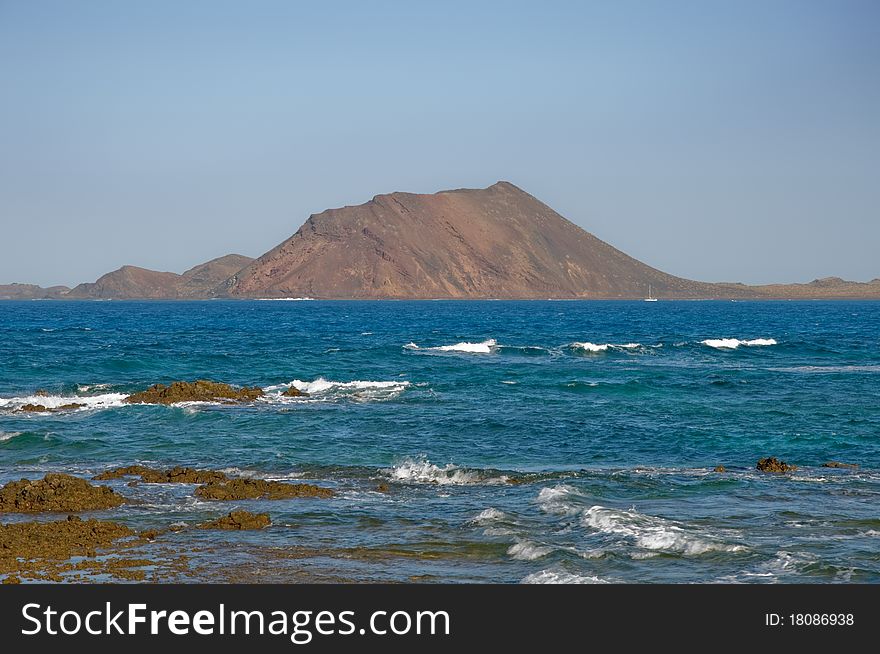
570;342;642;353
383;458;508;485
701;338;777;349
406;339;497;354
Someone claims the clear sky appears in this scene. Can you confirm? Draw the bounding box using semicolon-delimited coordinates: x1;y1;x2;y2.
1;0;878;287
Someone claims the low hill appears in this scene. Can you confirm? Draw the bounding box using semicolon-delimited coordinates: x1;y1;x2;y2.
66;254;253;299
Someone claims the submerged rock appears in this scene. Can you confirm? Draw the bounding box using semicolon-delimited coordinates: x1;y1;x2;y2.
194;478;333;501
756;457;797;473
94;465;228;484
17;402;84;413
0;516;133;565
0;474;126;513
19;403;50;412
198;510;271;530
821;461;859;469
124;380;264;405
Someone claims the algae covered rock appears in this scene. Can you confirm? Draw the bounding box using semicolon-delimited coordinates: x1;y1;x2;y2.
821;461;858;469
198;510;271;530
95;465;228;484
194;478;333;501
0;516;133;563
0;474;126;513
756;457;797;473
17;402;85;413
125;380;264;405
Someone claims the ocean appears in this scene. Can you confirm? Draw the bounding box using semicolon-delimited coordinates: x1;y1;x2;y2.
1;299;878;583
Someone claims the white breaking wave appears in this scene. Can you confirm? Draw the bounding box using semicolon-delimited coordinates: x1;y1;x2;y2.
77;383;112;393
0;392;128;412
263;378;410;402
701;338;777;349
256;297;315;301
570;342;641;353
470;508;507;525
582;505;745;556
0;431;23;442
508;540;554;561
405;339;497;354
536;484;582;515
521;569;608;584
384;458;507;486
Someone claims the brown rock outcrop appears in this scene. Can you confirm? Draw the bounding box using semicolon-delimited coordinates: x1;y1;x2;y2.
194;478;333;501
125;380;263;405
756;457;797;473
94;465;228;484
0;474;125;513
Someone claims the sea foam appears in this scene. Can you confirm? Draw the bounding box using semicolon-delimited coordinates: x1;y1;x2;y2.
264;378;410;402
0;392;128;412
0;431;23;442
582;505;745;556
521;569;608;584
384;458;507;486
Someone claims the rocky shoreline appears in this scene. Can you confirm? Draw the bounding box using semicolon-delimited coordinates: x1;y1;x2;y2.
0;454;861;583
0;467;333;583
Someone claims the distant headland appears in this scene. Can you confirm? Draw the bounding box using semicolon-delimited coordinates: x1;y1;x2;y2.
3;182;878;300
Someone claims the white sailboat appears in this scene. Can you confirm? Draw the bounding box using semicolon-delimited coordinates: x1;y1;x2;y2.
644;284;658;302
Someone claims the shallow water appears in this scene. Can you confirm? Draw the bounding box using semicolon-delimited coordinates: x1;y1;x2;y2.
1;299;878;583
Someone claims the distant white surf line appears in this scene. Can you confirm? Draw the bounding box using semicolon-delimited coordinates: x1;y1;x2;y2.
701;338;777;349
569;342;642;353
256;297;315;301
405;338;497;354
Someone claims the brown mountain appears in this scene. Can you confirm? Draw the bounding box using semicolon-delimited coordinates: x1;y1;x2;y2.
66;254;253;299
227;181;747;299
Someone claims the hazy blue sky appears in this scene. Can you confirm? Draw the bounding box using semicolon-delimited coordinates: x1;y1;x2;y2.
1;0;878;287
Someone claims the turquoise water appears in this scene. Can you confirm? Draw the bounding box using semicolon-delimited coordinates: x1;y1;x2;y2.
1;300;879;583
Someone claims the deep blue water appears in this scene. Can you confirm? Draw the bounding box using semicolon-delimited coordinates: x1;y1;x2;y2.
1;300;879;583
